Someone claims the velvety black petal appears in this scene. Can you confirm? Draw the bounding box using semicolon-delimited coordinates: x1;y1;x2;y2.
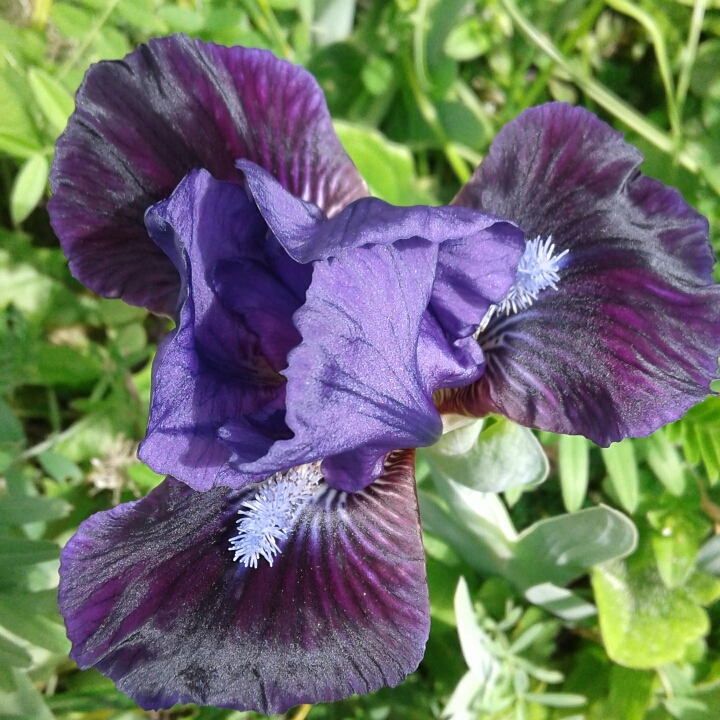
49;35;367;315
58;451;429;714
445;103;720;444
139;170;301;490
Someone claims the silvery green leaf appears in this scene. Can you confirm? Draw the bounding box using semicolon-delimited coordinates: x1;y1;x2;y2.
313;0;356;45
697;534;720;576
510;506;638;589
434;416;483;456
422;418;548;493
418;490;508;578
442;670;483;720
434;475;517;544
522;692;586;708
524;583;597;622
454;578;501;685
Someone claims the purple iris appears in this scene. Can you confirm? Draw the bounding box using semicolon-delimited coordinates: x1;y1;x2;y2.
436;103;720;446
48;34;720;715
50;36;524;713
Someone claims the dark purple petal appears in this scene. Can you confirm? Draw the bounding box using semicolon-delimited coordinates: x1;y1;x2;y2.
48;35;367;315
444;102;720;444
238;239;444;492
138;170;301;490
58;451;429;715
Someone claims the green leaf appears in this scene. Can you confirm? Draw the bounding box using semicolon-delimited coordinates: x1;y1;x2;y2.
558;434;589;512
601;440;640;514
422;418;548;493
0;538;59;567
674;397;720;484
522;692;586;708
0;596;69;654
511;506;638;589
9;154;48;226
0;668;55;720
444;17;490;61
592;551;709;668
453;578;499;684
333;121;436;205
0;72;41;158
645;428;686;496
690;40;720;99
421;477;636;593
0;496;70;526
696;534;720;576
37;451;83;484
0;635;31;669
27;69;74;137
524;583;597;622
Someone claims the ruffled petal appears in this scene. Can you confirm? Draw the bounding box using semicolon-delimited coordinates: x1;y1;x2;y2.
445;103;720;444
58;451;429;715
138;170;302;490
49;35;367;315
238;239;443;492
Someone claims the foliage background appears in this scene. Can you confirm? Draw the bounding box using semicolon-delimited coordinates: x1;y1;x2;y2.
2;0;720;718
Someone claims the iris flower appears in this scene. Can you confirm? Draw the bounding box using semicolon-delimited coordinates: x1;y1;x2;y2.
50;36;524;712
49;35;720;715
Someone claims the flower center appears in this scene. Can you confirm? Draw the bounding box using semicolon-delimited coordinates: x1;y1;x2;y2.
477;236;568;333
229;461;322;568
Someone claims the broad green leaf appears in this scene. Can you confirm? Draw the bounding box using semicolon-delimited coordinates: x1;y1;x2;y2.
454;578;500;684
27;69;74;137
418;490;509;579
592;554;709;668
333;121;436;205
422;418;548;493
601;440;639;514
0;496;70;526
558;434;589;512
600;665;655;720
421;479;636;593
10;154;48;226
511;506;638;589
432;417;483;457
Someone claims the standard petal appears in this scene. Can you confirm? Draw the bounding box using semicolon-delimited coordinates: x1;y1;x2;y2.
446;103;720;444
138;171;300;490
239;159;523;268
58;451;429;715
48;35;367;315
238;239;443;492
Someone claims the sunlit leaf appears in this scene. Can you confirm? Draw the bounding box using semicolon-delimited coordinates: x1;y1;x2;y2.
558;434;589;512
